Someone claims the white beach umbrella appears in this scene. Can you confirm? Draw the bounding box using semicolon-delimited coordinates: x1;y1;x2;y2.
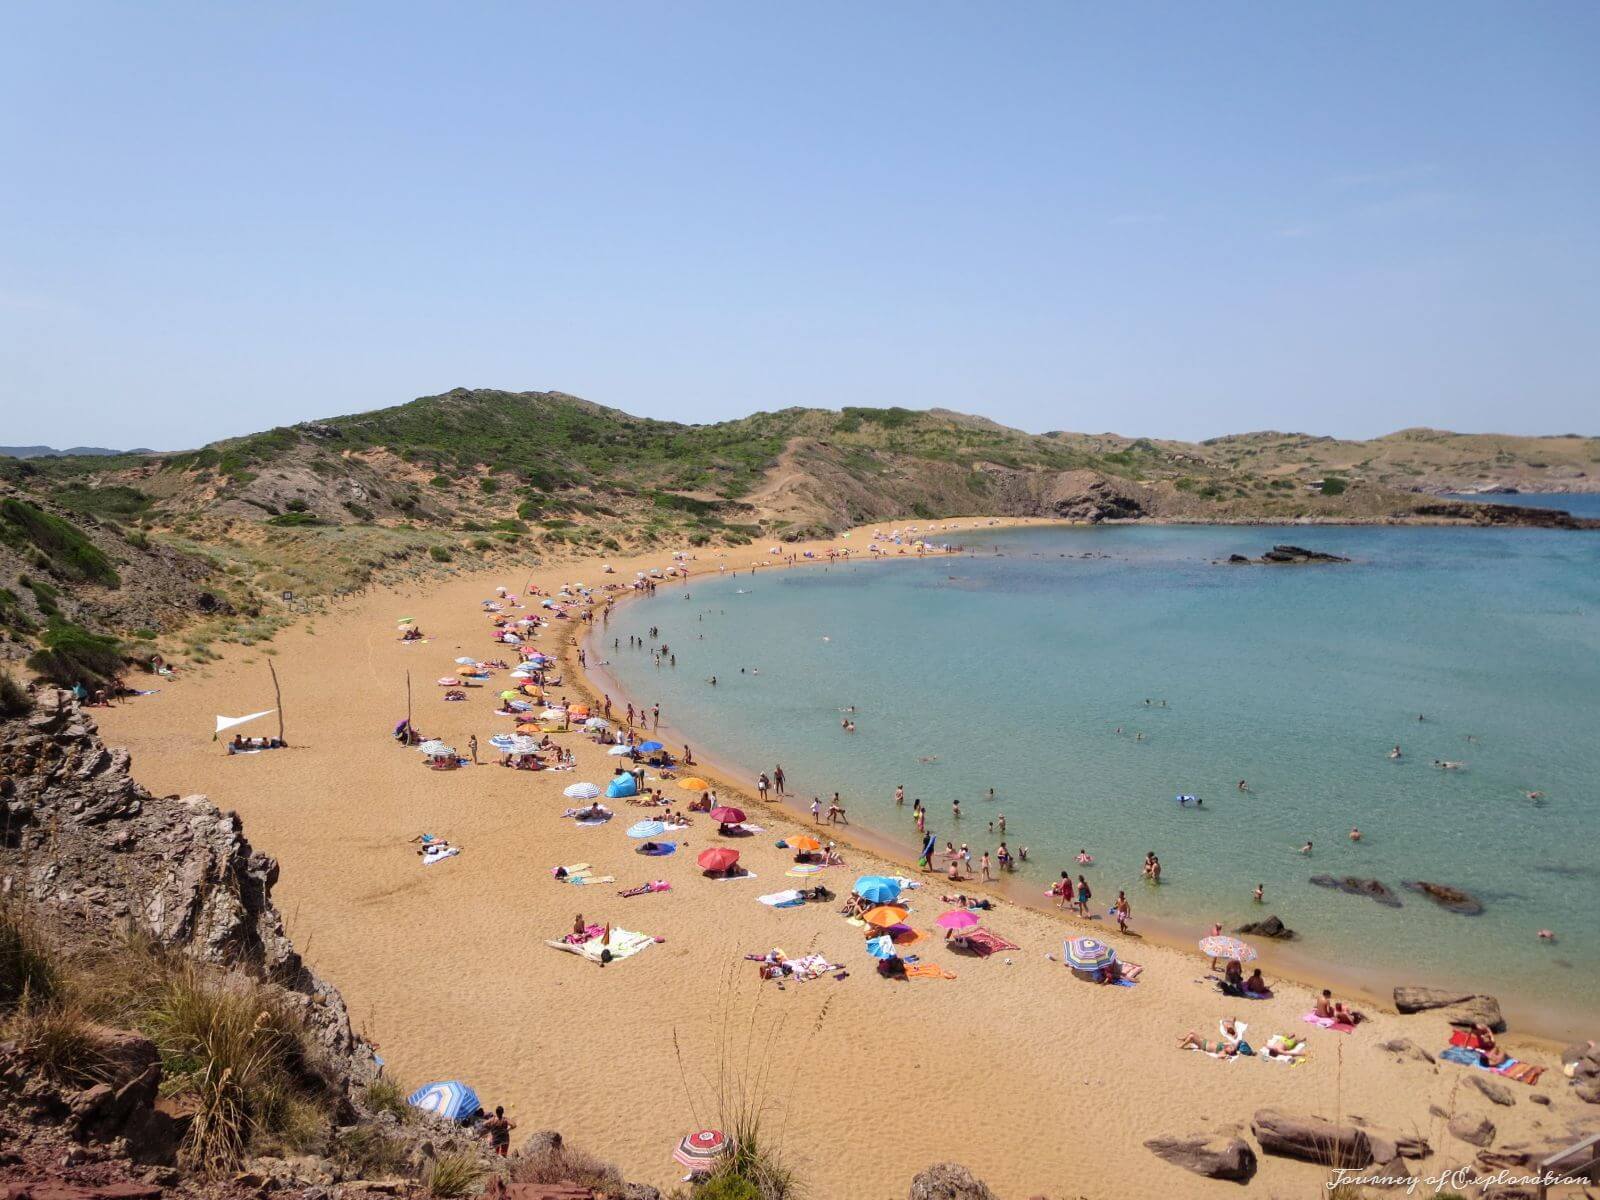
564;781;602;800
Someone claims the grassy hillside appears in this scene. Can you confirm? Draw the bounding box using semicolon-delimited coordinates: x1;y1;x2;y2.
2;390;1594;678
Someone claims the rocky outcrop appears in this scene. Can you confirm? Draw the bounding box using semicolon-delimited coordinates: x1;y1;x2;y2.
0;690;376;1084
1251;1109;1372;1168
1233;915;1295;939
1310;875;1403;908
1401;881;1484;915
1393;987;1505;1032
907;1162;997;1200
1226;545;1351;565
1143;1132;1257;1181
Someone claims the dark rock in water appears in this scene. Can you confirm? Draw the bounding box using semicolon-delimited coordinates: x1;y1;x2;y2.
1144;1132;1258;1181
1226;546;1351;564
908;1162;997;1200
1251;1109;1373;1168
1234;914;1295;940
1402;880;1484;915
1393;987;1505;1031
1309;875;1403;908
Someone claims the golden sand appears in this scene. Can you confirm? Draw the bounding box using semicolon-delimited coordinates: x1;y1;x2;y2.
96;525;1582;1198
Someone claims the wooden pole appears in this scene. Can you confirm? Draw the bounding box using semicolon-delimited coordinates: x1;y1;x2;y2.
406;671;413;740
268;660;285;744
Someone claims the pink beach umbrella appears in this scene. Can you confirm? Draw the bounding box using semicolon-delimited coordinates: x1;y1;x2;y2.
935;909;981;931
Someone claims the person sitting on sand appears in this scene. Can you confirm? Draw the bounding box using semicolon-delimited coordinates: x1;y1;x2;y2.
1244;968;1271;997
1314;988;1362;1025
1470;1023;1509;1068
1220;959;1246;996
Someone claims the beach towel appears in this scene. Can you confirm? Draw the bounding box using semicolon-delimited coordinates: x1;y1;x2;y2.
421;847;460;866
787;953;843;981
567;875;615;886
758;890;805;908
1303;1012;1355;1033
545;927;657;965
1120;961;1144;981
964;929;1019;956
636;842;677;856
709;870;758;882
1439;1046;1545;1084
904;963;957;980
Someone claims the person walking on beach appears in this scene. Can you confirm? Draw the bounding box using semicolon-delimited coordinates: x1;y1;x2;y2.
773;764;786;796
651;703;660;729
467;734;479;765
1113;891;1130;933
483;1106;516;1156
979;851;992;881
810;796;821;822
961;843;972;875
757;773;770;802
1075;875;1092;918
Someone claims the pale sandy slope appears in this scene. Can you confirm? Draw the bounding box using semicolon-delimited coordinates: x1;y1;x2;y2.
97;527;1587;1199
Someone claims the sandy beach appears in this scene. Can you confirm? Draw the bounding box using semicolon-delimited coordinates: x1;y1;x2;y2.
95;523;1592;1198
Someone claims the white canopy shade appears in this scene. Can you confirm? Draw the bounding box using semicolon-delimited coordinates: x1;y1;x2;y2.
216;709;275;736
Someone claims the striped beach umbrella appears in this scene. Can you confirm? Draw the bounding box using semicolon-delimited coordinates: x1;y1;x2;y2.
488;734;517;752
1199;935;1257;963
673;1129;726;1174
1064;937;1117;971
564;782;602;800
627;820;667;839
417;740;453;757
407;1080;480;1122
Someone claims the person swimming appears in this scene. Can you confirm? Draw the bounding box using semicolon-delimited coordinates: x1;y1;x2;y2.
1389;745;1402;759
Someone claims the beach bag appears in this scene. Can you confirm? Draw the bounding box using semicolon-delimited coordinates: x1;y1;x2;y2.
1236;1041;1254;1056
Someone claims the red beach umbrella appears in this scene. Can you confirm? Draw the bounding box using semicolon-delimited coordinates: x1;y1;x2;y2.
697;847;740;872
709;806;746;825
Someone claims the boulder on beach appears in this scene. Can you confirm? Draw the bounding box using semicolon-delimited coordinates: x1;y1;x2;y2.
908;1163;996;1200
1251;1109;1373;1168
1392;987;1505;1031
1448;1112;1496;1148
1379;1038;1436;1065
1401;880;1484;915
1467;1074;1516;1107
1233;915;1295;940
1143;1132;1258;1182
1309;875;1403;908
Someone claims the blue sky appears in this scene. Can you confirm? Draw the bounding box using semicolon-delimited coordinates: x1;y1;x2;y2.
2;3;1596;448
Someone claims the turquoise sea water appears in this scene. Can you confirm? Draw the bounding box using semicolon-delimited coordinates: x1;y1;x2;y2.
596;514;1600;1032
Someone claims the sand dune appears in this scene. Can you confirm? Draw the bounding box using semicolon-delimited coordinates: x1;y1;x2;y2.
96;529;1587;1198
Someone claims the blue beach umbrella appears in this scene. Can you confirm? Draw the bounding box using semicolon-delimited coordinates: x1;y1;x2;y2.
407;1080;481;1122
628;820;667;838
865;935;896;959
488;734;517;752
1064;937;1117;971
854;876;902;904
637;740;665;752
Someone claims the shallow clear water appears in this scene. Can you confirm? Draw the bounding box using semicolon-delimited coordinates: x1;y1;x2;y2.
598;520;1600;1028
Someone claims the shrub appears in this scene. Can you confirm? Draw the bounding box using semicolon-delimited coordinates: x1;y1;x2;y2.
0;670;32;717
266;512;323;527
0;903;61;1009
424;1151;486;1198
334;1124;410;1178
363;1075;410;1121
428;545;453;562
27;621;124;688
0;499;120;587
511;1144;623;1192
144;964;335;1174
7;1003;110;1086
1319;476;1348;496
